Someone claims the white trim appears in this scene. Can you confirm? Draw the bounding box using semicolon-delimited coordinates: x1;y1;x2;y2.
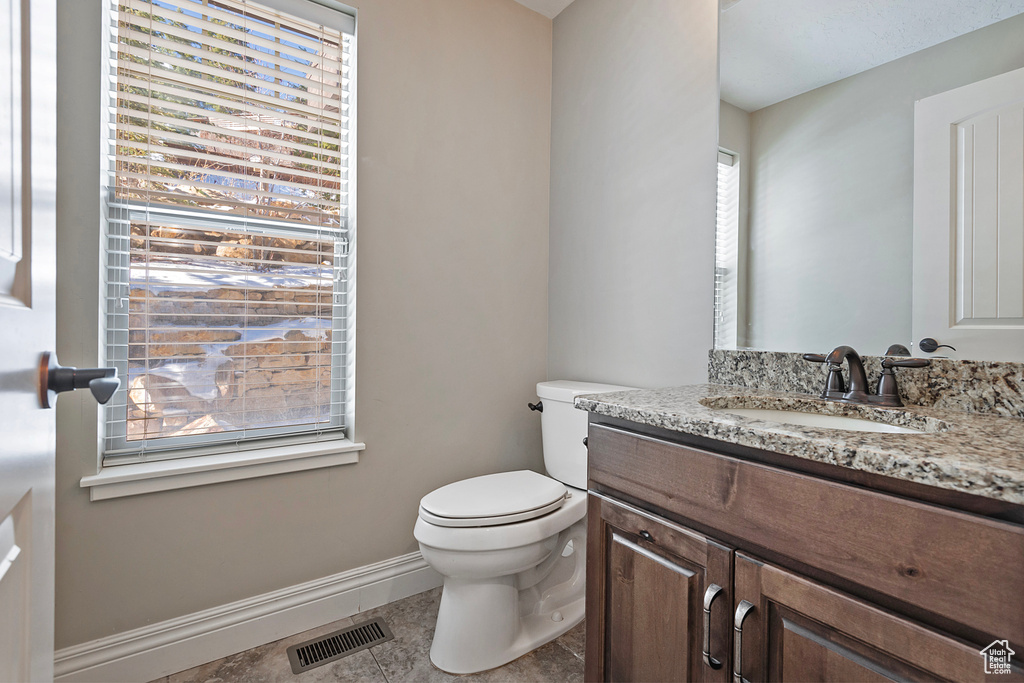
53;551;442;682
81;439;365;500
254;0;355;34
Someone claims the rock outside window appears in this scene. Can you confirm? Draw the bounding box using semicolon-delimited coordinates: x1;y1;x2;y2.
102;0;355;463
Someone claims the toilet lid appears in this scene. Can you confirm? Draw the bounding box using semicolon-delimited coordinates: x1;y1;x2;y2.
419;471;568;528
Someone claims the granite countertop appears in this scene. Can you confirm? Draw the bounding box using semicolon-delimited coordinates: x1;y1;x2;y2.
575;384;1024;505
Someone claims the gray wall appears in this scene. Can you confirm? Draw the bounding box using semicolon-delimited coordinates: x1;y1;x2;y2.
55;0;552;649
740;14;1024;355
547;0;719;389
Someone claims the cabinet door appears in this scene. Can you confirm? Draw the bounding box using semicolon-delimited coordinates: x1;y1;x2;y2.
585;494;733;683
732;553;1017;683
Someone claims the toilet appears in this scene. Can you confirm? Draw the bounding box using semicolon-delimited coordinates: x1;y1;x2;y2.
413;380;633;674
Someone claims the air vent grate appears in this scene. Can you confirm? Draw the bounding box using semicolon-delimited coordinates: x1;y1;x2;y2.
286;617;394;674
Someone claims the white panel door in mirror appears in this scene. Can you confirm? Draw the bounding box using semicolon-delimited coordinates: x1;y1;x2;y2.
913;65;1024;361
956;104;1024;324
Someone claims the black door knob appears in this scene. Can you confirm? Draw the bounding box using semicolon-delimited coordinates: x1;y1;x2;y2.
918;338;956;354
40;352;121;408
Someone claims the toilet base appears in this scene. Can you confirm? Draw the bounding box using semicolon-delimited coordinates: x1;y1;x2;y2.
427;522;586;675
428;580;585;675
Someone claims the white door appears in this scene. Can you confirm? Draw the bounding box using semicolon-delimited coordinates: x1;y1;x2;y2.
0;0;57;679
913;66;1024;361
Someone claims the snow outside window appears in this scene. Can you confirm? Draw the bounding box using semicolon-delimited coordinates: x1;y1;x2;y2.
102;0;355;463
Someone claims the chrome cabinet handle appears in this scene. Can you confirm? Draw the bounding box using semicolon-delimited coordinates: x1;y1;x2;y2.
702;583;724;669
732;600;755;683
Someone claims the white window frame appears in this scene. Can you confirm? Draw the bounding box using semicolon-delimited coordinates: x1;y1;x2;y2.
83;0;362;500
715;149;741;349
102;205;351;462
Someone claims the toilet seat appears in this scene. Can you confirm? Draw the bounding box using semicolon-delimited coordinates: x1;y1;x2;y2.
418;470;567;528
415;486;586;553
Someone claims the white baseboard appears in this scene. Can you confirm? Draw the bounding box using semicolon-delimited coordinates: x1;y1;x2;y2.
53;552;442;682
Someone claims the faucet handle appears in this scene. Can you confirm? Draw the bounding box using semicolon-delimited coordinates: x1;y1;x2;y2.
876;357;930;406
803;353;845;397
881;357;930;369
884;344;911;357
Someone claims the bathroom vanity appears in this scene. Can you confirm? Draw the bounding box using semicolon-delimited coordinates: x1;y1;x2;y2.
578;383;1024;683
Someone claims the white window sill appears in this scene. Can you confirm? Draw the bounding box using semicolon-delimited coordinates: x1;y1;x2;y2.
80;439;365;501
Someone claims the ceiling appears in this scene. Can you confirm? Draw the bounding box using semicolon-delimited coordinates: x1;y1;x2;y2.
511;0;574;19
721;0;1024;112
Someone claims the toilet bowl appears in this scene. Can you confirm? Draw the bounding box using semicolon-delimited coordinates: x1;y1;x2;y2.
414;477;587;674
413;380;634;674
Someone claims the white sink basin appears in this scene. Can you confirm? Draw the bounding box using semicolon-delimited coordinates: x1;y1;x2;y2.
717;408;924;434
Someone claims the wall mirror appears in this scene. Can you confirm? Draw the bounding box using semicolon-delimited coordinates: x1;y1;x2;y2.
715;0;1024;361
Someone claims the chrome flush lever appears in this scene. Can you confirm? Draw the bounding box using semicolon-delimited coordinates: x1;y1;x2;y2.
39;352;120;408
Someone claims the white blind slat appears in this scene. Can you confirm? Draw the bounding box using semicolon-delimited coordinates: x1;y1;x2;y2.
111;192;344;223
104;0;354;463
115;169;347;209
114;97;346;148
117;50;346;111
715;153;740;349
126;0;351;56
123;124;343;168
119;10;347;73
117;61;350;113
114;153;342;195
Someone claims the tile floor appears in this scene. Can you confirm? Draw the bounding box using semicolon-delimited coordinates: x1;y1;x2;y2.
152;588;585;682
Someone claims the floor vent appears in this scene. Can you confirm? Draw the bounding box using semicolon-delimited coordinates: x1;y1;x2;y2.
286;617;394;674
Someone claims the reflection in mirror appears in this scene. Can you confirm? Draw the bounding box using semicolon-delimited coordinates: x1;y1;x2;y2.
715;0;1024;359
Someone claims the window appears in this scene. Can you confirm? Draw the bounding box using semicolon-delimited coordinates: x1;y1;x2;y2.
714;150;740;349
103;0;355;463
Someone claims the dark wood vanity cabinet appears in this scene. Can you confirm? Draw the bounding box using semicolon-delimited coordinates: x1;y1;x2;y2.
585;493;733;682
584;421;1024;683
733;554;987;682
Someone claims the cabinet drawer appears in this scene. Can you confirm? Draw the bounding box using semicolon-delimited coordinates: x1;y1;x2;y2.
587;423;1024;650
733;554;1017;682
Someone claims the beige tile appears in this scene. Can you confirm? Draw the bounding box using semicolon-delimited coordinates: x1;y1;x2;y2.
554;619;585;660
167;648;383;683
164;616;386;683
364;587;582;683
359;588;451;683
157;586;584;683
477;640;584;683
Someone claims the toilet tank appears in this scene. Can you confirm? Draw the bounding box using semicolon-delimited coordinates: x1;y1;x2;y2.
536;380;636;490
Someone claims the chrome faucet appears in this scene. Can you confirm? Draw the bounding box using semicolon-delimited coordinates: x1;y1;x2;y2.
803;345;929;407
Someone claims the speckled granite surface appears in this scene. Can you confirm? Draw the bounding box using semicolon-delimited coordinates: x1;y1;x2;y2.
708;349;1024;418
576;384;1024;505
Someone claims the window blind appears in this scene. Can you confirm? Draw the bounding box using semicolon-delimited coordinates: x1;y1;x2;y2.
715;151;740;349
104;0;355;462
